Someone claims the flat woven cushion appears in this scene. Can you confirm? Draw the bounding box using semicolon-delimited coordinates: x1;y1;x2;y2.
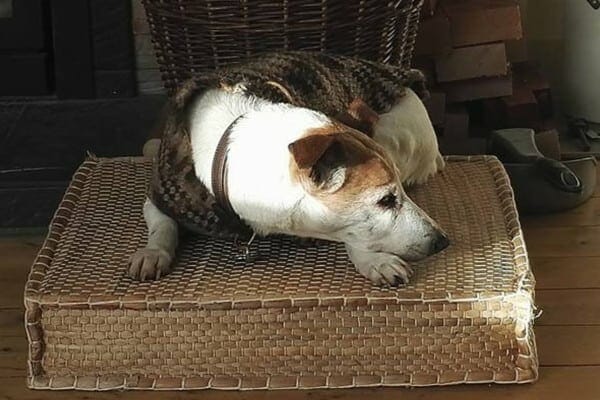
24;155;538;390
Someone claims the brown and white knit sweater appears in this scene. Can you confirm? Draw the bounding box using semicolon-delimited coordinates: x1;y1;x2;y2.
149;51;428;238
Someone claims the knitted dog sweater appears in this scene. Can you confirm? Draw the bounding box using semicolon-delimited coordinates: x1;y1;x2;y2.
149;51;428;238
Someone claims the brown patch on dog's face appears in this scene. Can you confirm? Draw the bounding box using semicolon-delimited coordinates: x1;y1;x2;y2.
288;123;398;210
288;122;447;262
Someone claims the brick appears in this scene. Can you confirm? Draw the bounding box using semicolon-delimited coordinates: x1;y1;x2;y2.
468;121;491;138
435;43;507;82
480;62;554;131
51;0;95;99
482;98;505;129
423;91;446;127
441;0;523;47
500;62;554;128
443;105;470;141
506;38;528;62
134;34;155;56
411;56;436;82
533;119;558;134
90;0;134;70
421;0;439;18
414;14;452;56
512;61;550;92
132;17;150;34
533;88;553;119
441;74;513;103
135;53;160;69
0;0;45;50
0;53;50;96
535;130;561;160
482;87;545;131
512;61;553;118
135;68;162;83
90;0;136;98
501;87;541;128
439;137;486;155
95;70;136;98
130;0;146;20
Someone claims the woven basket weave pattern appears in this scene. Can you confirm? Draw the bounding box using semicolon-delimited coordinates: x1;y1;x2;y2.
24;156;537;390
141;0;423;93
40;302;522;378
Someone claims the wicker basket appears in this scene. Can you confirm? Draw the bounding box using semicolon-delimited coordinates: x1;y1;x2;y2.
24;156;538;390
141;0;424;94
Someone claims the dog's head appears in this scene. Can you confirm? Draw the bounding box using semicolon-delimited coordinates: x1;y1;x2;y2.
288;124;449;261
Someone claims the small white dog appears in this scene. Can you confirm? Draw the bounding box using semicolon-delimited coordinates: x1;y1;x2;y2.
129;52;448;285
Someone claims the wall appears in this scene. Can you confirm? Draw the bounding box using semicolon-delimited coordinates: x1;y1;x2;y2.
520;0;565;102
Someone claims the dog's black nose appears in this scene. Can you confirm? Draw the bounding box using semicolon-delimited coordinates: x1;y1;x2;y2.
431;233;450;254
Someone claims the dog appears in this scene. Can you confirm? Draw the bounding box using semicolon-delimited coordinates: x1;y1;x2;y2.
128;52;449;286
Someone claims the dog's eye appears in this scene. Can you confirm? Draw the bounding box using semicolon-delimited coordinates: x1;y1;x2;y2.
377;193;397;209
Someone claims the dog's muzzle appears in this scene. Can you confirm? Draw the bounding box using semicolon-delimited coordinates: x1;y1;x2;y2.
430;232;450;254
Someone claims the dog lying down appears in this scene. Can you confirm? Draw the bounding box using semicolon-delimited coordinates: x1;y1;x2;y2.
129;52;449;286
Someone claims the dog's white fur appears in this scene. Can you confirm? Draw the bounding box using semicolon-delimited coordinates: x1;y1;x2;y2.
129;88;446;285
373;90;445;186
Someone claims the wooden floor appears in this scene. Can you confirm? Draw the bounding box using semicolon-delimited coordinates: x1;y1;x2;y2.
1;167;599;400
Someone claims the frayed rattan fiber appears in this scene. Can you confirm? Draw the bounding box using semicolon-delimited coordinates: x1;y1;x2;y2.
24;156;538;390
141;0;424;94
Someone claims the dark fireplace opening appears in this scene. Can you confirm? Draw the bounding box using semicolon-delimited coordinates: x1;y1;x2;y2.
0;0;165;229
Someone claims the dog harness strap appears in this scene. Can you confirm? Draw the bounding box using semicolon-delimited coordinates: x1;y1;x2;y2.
211;115;244;219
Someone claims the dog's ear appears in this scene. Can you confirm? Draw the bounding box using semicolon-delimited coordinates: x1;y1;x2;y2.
288;134;347;192
336;98;379;137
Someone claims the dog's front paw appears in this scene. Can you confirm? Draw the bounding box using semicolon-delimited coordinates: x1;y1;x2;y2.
403;152;445;187
359;255;413;286
347;248;413;286
128;248;173;281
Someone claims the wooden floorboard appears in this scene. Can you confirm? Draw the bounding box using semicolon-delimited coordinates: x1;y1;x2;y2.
523;226;600;257
595;166;600;197
536;326;600;366
0;236;44;279
0;236;43;310
522;197;600;228
0;336;27;378
531;257;600;289
536;289;600;325
0;287;26;309
1;166;599;398
0;309;24;336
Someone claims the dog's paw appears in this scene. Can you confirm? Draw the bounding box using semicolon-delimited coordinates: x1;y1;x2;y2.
128;248;173;281
350;250;414;286
403;152;445;187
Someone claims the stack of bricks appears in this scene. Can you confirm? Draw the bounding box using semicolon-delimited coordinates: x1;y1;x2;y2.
415;0;554;155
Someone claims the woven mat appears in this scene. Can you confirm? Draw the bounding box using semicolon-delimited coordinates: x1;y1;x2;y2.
24;155;538;390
